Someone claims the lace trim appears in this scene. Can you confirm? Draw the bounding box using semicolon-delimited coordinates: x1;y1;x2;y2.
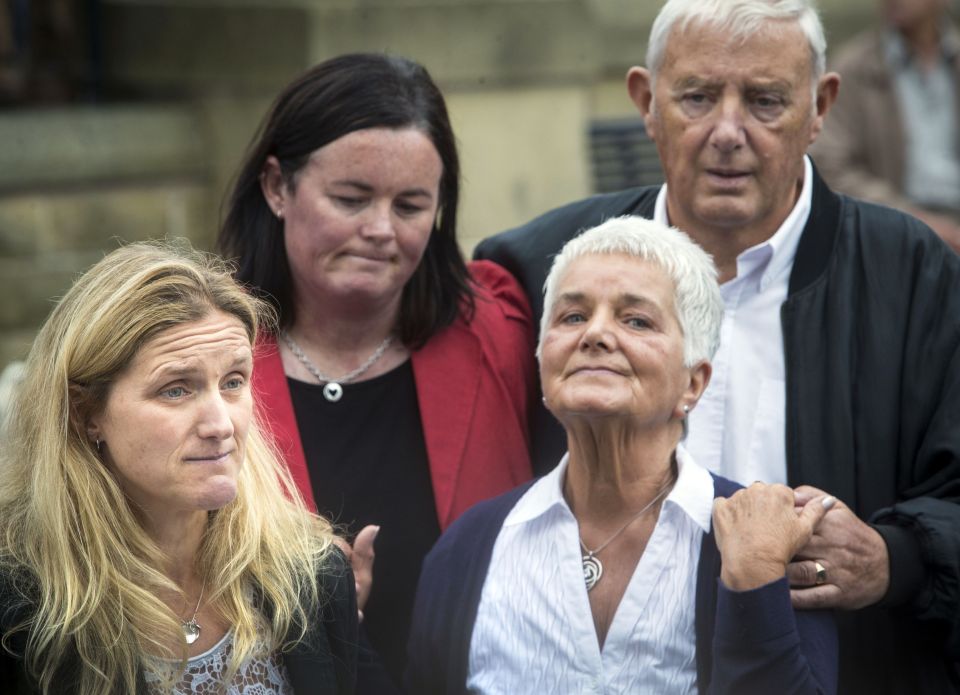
144;632;293;695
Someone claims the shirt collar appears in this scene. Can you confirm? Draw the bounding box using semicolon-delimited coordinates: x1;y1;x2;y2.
885;24;960;66
654;155;812;291
503;444;714;534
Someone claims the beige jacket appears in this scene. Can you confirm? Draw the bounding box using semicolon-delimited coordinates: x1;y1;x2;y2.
809;25;960;213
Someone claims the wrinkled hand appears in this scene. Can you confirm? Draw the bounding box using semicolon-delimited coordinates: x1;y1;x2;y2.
713;483;833;591
334;525;379;621
788;486;888;611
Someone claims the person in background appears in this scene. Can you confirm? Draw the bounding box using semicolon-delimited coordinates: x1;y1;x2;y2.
217;53;535;688
475;0;960;692
0;242;357;694
810;0;960;251
408;216;837;694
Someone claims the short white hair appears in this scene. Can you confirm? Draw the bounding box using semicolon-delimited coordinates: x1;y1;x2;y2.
538;216;723;368
646;0;827;85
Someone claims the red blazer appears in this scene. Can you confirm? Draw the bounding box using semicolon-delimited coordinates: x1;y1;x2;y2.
252;260;535;531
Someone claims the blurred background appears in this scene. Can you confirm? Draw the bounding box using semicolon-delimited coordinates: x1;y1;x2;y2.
0;0;889;377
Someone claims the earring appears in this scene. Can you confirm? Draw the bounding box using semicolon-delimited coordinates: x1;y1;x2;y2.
276;207;283;219
95;437;102;453
682;404;690;415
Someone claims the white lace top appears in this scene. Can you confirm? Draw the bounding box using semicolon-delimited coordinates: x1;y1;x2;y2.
144;631;294;695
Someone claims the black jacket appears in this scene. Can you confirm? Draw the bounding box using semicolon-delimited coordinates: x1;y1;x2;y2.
0;549;358;694
475;167;960;694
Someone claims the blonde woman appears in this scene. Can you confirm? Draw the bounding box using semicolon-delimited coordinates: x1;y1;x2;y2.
0;242;357;694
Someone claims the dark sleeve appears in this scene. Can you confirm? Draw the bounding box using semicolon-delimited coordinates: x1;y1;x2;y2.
872;496;960;658
404;519;478;695
404;485;530;695
1;642;27;695
354;624;403;695
867;233;960;659
273;547;358;695
708;577;838;695
0;570;29;694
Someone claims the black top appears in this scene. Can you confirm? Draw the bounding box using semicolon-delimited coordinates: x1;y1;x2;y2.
1;549;358;694
288;359;439;687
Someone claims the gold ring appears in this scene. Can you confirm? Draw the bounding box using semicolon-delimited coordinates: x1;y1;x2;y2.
814;561;827;586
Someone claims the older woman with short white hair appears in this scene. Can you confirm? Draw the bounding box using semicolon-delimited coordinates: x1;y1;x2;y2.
407;215;838;694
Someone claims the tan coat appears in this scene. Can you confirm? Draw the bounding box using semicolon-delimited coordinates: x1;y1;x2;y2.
809;26;960;214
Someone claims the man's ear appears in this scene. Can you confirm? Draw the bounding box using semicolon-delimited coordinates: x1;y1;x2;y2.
260;155;288;217
627;66;657;139
809;71;841;144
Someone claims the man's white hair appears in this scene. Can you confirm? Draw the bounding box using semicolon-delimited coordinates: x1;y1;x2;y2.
538;215;723;368
646;0;827;85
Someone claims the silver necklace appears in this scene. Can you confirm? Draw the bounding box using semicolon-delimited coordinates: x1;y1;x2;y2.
182;580;205;645
578;478;674;592
280;330;393;403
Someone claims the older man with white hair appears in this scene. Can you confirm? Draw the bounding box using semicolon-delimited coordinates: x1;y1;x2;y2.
475;0;960;693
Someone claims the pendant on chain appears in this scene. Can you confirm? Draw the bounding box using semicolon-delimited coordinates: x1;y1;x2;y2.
182;619;201;645
582;552;603;591
322;382;344;402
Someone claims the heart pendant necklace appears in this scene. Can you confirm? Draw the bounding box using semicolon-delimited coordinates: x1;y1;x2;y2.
181;580;205;645
281;330;393;403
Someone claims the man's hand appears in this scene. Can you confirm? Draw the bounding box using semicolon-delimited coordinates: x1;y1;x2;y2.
789;485;889;610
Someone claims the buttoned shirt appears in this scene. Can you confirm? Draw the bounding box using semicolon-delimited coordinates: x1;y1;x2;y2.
654;156;813;485
467;445;714;694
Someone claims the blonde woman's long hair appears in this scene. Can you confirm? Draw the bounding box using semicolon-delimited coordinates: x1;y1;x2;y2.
0;241;337;694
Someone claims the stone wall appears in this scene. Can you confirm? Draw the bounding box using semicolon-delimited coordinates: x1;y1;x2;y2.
0;106;215;368
0;0;876;376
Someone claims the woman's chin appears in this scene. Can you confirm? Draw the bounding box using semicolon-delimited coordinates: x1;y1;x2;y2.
194;478;239;511
554;398;633;423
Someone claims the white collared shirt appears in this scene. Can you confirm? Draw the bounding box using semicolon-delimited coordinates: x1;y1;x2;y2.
467;445;714;694
654;156;814;485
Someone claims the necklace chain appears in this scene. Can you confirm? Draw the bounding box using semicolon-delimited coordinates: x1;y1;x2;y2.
181;579;205;645
280;330;393;385
578;476;675;558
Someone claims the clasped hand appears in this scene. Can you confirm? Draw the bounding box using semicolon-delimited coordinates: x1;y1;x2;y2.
787;486;890;611
713;482;833;591
714;483;890;610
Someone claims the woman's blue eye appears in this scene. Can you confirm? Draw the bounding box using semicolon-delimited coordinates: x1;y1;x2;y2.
163;386;187;398
224;377;244;390
626;317;651;329
561;313;586;324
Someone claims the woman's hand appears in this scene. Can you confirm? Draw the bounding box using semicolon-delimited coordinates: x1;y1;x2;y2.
335;525;379;620
713;483;835;591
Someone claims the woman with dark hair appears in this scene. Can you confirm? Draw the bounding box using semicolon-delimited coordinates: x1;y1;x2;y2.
217;53;535;685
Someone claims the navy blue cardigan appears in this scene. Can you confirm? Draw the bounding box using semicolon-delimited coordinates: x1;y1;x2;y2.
406;474;837;694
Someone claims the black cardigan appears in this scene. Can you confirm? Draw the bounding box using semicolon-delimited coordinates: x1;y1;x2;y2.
405;474;837;694
0;549;358;694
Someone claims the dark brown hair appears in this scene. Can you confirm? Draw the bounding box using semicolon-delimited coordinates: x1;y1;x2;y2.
217;53;472;347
